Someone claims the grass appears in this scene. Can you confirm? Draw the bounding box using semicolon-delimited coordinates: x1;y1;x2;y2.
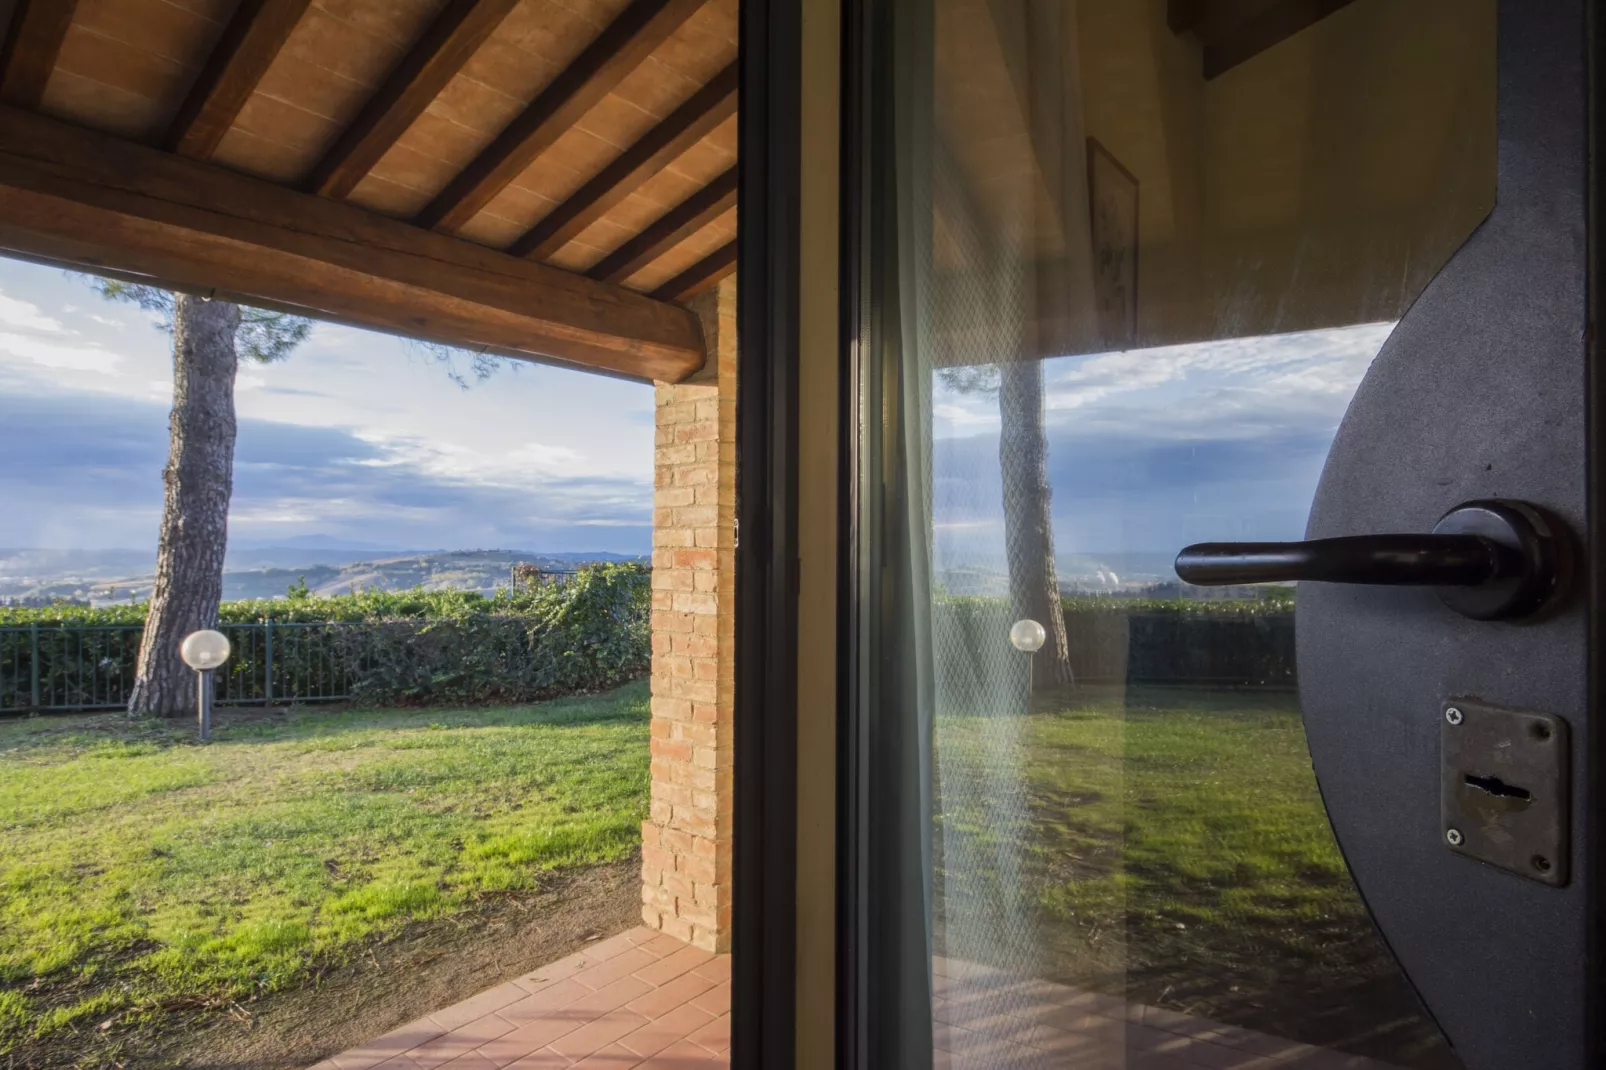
934;685;1456;1068
0;681;649;1061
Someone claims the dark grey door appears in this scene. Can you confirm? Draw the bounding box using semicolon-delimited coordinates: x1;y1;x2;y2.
842;2;1599;1068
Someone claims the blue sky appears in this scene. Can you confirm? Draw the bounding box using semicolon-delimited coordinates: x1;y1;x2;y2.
0;257;656;553
0;252;1393;566
931;321;1394;576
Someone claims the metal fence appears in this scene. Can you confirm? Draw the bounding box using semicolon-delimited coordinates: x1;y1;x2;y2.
0;621;378;714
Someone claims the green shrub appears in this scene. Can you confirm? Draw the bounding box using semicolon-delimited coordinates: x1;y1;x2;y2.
0;564;650;712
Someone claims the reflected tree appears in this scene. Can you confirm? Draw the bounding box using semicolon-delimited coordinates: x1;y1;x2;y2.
940;361;1073;688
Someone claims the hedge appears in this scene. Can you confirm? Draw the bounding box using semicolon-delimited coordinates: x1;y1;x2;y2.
935;592;1294;713
0;564;650;712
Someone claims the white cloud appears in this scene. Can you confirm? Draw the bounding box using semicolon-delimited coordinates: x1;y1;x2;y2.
0;330;121;373
0;294;62;332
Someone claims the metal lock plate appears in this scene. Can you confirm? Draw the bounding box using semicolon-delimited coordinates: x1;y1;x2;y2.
1442;699;1569;886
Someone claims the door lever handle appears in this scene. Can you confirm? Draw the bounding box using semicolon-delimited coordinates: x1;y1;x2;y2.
1173;499;1567;621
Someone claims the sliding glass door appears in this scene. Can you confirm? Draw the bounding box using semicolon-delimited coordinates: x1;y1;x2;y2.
839;2;1598;1068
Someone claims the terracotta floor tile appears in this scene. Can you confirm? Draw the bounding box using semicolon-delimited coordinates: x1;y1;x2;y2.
577;932;651;967
641;932;691;959
474;1011;602;1067
638;1039;719;1068
502;1050;574;1069
409;1015;517;1070
432;984;530;1031
625;970;717;1019
500;981;591;1023
321;933;731;1070
687;982;728;1016
685;1014;728;1054
571;948;660;992
688;956;729;984
617;1001;714;1058
564;976;655;1018
332;1017;445;1068
569;1043;646;1068
439;1052;503;1069
371;1057;422;1070
549;1009;653;1061
632;945;714;987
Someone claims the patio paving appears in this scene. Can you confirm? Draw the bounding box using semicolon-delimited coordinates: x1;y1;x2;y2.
315;929;1403;1069
312;927;729;1069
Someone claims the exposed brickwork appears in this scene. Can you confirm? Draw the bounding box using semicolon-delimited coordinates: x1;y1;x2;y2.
642;278;736;952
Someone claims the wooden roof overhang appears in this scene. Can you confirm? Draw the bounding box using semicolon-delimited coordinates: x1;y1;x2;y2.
0;0;739;382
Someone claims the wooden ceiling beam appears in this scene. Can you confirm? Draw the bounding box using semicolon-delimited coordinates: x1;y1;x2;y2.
649;240;734;303
510;63;736;261
0;0;79;109
305;0;520;200
588;165;736;283
0;105;705;382
416;0;707;234
165;0;314;160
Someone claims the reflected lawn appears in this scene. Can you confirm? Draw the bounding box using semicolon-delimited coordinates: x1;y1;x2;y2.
934;684;1458;1069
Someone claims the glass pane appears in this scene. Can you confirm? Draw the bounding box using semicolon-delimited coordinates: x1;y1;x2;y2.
856;1;1496;1067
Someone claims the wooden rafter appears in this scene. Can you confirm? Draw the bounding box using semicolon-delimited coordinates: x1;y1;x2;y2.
649;240;734;302
305;0;521;200
0;0;79;109
165;0;313;160
588;165;736;283
0;105;705;381
416;0;707;234
510;63;736;261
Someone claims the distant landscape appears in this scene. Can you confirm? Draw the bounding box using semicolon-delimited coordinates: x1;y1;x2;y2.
0;542;648;606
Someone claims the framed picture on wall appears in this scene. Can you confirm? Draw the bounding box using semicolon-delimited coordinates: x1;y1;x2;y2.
1087;137;1139;350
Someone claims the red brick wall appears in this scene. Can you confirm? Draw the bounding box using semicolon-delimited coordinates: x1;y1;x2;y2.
641;278;735;952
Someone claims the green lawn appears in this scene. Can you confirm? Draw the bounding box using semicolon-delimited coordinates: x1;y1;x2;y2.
935;685;1457;1069
0;682;649;1059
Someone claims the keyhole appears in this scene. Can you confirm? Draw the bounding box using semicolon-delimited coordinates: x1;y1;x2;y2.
1464;773;1532;801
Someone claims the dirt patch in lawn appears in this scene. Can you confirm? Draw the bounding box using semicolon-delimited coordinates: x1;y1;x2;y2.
149;857;640;1070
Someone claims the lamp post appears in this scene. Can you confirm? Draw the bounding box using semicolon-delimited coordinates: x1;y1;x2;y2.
180;629;231;742
1009;618;1046;707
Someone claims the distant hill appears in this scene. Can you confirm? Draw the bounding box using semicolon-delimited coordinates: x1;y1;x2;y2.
0;548;645;606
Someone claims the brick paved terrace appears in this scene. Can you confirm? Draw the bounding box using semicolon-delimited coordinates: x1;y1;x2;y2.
316;925;1407;1070
313;927;729;1069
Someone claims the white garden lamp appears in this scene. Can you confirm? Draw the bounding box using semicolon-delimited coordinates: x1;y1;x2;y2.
1010;618;1045;702
180;629;230;742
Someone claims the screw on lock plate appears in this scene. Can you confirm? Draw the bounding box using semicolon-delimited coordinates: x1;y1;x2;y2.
1442;699;1569;886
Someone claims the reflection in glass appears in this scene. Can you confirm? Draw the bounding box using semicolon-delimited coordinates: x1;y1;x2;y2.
856;0;1496;1066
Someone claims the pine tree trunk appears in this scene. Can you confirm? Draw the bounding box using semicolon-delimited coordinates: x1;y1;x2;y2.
128;296;241;717
998;359;1073;689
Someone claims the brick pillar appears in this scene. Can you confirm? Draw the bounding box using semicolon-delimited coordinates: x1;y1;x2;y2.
641;277;736;952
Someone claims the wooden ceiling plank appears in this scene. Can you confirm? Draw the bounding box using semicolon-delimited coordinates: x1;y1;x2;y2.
305;0;521;200
0;0;79;108
588;163;735;282
649;238;734;302
1203;0;1358;79
416;0;708;234
510;61;736;261
0;104;705;381
165;0;314;160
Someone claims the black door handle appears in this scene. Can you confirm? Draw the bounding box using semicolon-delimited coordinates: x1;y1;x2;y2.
1173;500;1567;621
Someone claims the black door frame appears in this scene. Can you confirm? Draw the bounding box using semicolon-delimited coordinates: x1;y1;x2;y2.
827;2;1606;1068
732;0;801;1068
